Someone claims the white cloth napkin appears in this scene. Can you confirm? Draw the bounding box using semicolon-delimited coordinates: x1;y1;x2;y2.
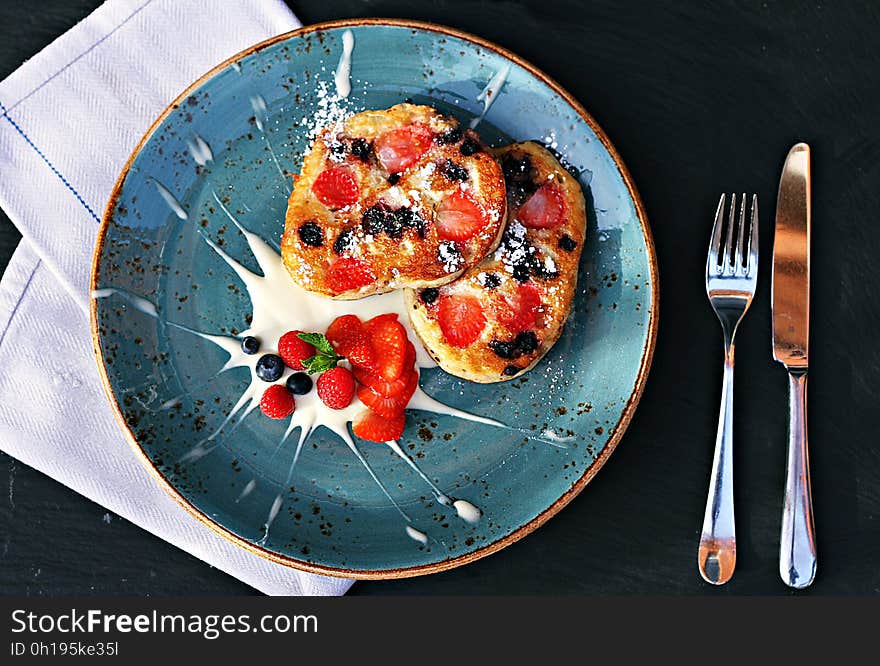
0;0;353;596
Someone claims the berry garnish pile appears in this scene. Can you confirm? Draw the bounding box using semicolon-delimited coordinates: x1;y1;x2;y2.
250;313;417;443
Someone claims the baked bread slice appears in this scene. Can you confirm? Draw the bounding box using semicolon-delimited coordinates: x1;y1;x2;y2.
405;141;586;383
281;103;507;299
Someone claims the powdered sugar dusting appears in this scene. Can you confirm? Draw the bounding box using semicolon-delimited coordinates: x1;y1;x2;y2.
438;241;464;273
305;80;354;142
494;220;534;275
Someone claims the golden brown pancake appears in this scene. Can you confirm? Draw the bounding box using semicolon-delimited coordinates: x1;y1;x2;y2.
405;141;586;383
281;103;507;299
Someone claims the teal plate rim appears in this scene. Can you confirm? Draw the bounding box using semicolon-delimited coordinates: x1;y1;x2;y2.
89;18;659;580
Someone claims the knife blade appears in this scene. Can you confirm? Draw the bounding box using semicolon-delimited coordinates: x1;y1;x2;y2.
772;143;811;368
772;142;817;589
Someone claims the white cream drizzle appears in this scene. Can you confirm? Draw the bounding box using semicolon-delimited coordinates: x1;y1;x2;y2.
469;64;511;129
334;30;355;99
248;94;290;193
94;192;500;547
406;526;429;545
149;178;188;220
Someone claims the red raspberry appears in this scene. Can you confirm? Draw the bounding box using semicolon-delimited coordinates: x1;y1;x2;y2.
277;330;315;370
260;385;295;419
316;366;355;410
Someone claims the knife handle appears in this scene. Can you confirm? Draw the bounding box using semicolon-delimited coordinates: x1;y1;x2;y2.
780;370;817;588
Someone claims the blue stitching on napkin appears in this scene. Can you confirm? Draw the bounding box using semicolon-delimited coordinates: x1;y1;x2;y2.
0;100;100;223
0;256;41;354
4;0;155;115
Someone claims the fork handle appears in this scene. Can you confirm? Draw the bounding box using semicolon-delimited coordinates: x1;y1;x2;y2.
698;347;736;585
780;370;817;588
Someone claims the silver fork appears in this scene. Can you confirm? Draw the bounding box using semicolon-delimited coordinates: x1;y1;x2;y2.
698;193;759;585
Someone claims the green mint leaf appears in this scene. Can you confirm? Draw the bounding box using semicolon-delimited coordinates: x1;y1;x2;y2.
297;332;336;356
301;353;338;374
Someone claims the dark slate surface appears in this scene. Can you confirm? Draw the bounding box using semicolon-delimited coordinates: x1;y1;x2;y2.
0;0;878;596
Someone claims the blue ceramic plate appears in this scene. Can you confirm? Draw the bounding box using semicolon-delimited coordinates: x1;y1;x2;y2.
91;19;657;578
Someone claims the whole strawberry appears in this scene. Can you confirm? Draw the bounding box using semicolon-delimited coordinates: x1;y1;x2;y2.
316;366;355;410
277;330;316;370
260;385;295;419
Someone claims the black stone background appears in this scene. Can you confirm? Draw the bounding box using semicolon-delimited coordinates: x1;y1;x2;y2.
0;0;878;596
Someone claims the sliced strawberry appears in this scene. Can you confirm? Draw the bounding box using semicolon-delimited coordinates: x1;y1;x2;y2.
437;294;486;347
497;282;543;333
517;183;566;229
326;314;364;348
375;123;433;173
357;370;418;418
327;257;375;295
312;167;359;208
363;313;399;335
342;338;376;370
435;190;487;241
369;318;408;381
353;341;416;394
352;409;406;443
325;315;375;370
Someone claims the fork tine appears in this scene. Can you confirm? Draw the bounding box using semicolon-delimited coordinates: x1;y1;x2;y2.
723;193;736;270
735;192;747;270
708;193;726;269
748;194;759;274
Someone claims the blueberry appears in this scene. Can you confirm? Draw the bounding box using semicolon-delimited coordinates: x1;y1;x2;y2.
350;138;372;162
328;141;346;158
384;213;405;239
558;234;577;252
459;138;481;156
240;336;260;355
512;262;532;283
514;331;539;354
361;205;389;235
489;339;518;359
286;372;313;395
298;221;324;247
387;173;401;185
255;354;285;382
481;273;501;289
436;127;463;145
396;208;426;237
503;365;521;377
419;288;439;304
502;154;538;206
530;255;560;281
441;161;469;182
333;229;354;255
502;154;534;184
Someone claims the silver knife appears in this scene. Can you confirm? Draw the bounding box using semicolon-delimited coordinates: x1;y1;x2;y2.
772;142;817;588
